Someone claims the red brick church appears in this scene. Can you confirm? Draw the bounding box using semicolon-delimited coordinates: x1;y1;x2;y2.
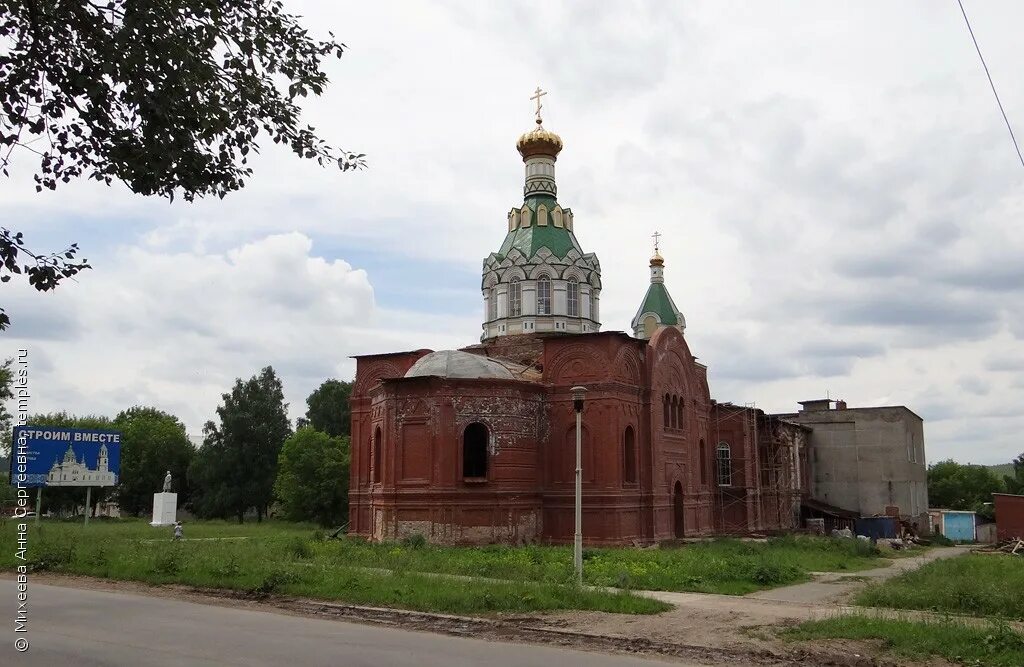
349;103;808;545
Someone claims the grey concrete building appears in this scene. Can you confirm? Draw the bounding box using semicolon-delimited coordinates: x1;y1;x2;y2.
775;399;929;529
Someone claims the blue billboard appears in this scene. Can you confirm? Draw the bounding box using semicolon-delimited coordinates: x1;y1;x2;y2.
9;426;121;488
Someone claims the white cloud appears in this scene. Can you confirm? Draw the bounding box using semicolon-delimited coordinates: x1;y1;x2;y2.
4;232;473;435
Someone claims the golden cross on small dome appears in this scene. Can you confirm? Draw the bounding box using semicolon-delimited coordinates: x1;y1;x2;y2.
530;86;547;125
652;231;662;253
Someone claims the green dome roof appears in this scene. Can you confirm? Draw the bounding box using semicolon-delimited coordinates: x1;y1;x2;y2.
638;283;679;325
493;196;581;261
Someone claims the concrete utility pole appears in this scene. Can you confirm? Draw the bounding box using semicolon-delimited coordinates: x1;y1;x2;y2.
571;386;587;585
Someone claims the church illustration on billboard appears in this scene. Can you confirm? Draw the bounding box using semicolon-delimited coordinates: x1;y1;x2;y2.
46;442;117;486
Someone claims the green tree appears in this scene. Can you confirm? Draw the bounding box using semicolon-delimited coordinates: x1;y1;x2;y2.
274;427;348;526
928;460;1004;519
0;1;364;330
304;379;352;438
1005;453;1024;495
189;366;291;522
113;406;196;516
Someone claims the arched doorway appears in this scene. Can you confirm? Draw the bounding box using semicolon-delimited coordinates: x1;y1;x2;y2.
673;481;685;538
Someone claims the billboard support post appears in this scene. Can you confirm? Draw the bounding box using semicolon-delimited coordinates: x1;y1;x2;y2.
84;486;91;526
35;488;41;526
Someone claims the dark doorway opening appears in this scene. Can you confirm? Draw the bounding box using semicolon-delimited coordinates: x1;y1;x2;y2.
463;422;489;480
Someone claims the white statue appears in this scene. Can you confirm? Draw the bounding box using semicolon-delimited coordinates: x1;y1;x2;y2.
163;470;172;493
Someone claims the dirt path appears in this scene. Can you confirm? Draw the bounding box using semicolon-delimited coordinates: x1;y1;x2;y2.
538;547;976;657
744;545;967;604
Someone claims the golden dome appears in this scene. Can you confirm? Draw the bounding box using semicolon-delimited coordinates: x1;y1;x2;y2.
516;121;563;160
650;249;664;267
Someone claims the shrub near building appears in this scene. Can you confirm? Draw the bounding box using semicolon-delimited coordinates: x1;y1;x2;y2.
274;428;349;526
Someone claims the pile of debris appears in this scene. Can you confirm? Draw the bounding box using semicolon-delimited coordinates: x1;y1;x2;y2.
976;538;1023;555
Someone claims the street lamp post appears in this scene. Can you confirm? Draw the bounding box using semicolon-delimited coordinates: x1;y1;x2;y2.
571;385;587;585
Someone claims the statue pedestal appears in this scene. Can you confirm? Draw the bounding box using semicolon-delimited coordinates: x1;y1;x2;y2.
151;492;178;526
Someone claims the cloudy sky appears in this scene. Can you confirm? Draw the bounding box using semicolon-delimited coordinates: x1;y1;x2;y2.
3;1;1023;464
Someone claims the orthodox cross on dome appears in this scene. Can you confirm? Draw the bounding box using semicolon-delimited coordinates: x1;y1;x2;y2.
652;231;661;253
530;86;547;125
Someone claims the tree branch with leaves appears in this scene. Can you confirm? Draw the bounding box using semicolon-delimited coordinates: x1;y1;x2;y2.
1;0;364;328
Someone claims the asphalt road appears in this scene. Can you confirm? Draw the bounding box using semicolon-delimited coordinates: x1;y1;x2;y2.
3;580;680;667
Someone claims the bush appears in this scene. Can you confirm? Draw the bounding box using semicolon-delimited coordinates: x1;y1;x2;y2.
153;547;185;575
288;537;314;560
250;569;299;598
401;533;427;549
28;540;75;572
211;554;241;579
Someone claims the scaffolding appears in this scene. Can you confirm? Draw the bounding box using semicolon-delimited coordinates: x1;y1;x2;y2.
712;402;801;534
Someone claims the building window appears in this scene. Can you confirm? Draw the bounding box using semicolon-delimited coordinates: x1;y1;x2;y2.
623;425;637;484
676;395;685;430
699;439;707;486
567;279;579;316
372;426;382;483
716;442;732;487
463;422;489;480
509;279;522;317
537;276;551;315
489;287;497;320
670;396;679;429
663;394;670;428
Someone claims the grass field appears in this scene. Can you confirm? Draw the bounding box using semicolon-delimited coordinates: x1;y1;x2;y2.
784;615;1024;667
1;518;890;613
312;532;886;595
855;554;1024;621
1;519;664;615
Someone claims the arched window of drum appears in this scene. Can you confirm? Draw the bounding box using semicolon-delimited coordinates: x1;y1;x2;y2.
567;278;579;317
509;278;522;317
463;422;489;480
699;439;707;486
537;276;552;315
716;442;732;487
663;394;671;428
623;425;637;484
372;426;382;483
489;286;498;320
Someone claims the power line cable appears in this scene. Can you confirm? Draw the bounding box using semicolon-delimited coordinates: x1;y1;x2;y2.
957;0;1024;169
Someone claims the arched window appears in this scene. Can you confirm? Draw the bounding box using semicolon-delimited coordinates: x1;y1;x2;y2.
716;442;732;487
537;276;551;315
567;279;579;317
623;425;637;484
663;394;670;428
509;279;522;317
670;396;679;429
489;287;498;320
699;439;707;486
372;426;382;483
463;422;489;480
676;396;685;431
